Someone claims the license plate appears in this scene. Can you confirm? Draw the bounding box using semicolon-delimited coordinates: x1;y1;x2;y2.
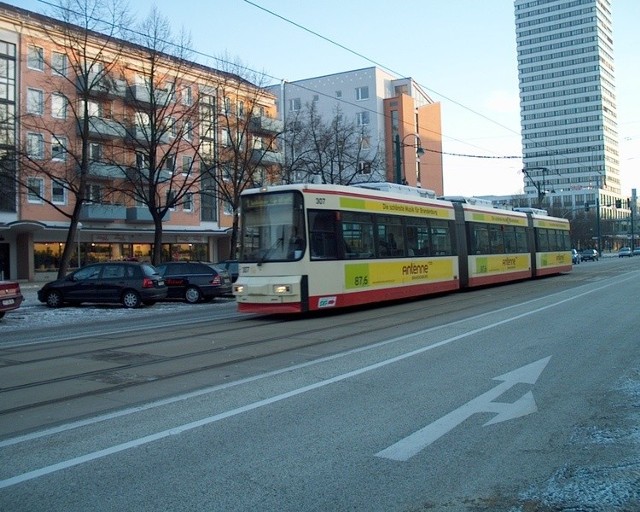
2;299;14;306
158;280;164;286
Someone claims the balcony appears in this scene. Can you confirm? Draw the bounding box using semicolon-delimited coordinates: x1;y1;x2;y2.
76;72;126;98
86;162;126;180
79;204;126;222
126;125;172;145
249;115;284;134
251;148;284;166
126;207;170;223
127;84;171;106
80;116;127;140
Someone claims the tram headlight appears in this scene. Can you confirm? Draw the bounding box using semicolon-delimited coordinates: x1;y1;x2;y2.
273;284;291;294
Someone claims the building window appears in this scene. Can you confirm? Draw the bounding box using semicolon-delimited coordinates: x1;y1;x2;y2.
182;85;192;106
51;51;67;77
357;162;372;175
289;98;301;111
27;46;44;71
164;153;175;171
336;90;342;98
356;86;369;101
356;111;370;126
27;88;44;115
52;136;67;161
166;116;177;137
27;133;45;159
27;177;44;202
52;179;66;204
85;184;102;203
136;151;149;169
81;99;102;117
183;121;193;141
51;94;67;119
183;192;193;211
182;155;193;175
89;142;102;161
237;100;245;118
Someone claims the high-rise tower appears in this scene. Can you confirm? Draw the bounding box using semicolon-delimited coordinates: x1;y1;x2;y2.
515;0;622;214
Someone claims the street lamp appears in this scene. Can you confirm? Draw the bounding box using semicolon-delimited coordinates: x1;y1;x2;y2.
77;222;82;268
394;134;425;185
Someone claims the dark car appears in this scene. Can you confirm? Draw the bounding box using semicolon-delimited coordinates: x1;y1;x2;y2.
155;261;232;303
580;248;599;261
37;262;167;308
216;259;239;282
0;281;23;319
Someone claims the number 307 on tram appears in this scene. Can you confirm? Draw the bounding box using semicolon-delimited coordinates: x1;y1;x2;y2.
232;183;572;314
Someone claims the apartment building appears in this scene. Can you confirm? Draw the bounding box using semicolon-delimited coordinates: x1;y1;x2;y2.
515;0;626;220
269;67;443;194
0;3;281;281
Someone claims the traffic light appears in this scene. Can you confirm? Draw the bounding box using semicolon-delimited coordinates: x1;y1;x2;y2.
584;202;590;212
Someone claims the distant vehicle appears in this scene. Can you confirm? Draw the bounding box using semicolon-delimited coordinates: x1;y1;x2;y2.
0;281;23;319
580;248;599;261
634;247;640;256
216;259;239;282
38;262;167;308
156;261;232;303
618;247;632;258
571;249;581;264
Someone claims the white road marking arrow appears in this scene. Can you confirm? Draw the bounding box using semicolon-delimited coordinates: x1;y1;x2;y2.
376;356;551;461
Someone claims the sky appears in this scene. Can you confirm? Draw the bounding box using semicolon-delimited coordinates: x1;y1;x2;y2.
9;0;640;197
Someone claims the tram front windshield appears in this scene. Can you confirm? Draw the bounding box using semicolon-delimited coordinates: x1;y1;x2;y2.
239;191;306;263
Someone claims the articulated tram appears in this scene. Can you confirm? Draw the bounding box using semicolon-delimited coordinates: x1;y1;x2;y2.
232;183;572;314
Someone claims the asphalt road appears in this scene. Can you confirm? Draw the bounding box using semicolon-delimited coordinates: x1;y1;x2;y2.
1;258;639;511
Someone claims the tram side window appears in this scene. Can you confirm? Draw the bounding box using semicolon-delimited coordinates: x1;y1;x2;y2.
536;229;550;251
489;225;505;254
308;210;338;260
406;218;430;256
376;215;404;258
431;220;454;256
341;212;374;259
470;224;490;254
562;230;571;250
503;226;517;253
515;227;528;253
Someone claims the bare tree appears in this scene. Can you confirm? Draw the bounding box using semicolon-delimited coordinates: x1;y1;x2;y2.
6;0;130;278
199;54;284;258
102;6;205;265
281;103;384;185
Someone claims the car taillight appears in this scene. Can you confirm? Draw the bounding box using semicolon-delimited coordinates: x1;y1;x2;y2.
210;275;222;286
142;277;154;288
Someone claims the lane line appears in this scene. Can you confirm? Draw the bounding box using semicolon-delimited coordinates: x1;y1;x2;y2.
2;273;633;450
0;275;635;488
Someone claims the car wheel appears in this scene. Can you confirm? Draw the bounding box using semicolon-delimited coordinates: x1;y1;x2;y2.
121;290;141;308
0;311;5;319
46;290;63;308
185;286;202;304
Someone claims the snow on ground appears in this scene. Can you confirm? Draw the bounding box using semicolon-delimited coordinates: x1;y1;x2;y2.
0;284;235;333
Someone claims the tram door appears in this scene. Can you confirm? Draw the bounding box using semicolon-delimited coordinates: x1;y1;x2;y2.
0;243;9;280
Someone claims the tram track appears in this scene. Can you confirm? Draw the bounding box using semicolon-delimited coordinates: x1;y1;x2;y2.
0;294;462;418
0;268;593;438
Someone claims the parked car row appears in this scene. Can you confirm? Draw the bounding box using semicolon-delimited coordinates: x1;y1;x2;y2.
617;246;640;257
36;261;232;309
